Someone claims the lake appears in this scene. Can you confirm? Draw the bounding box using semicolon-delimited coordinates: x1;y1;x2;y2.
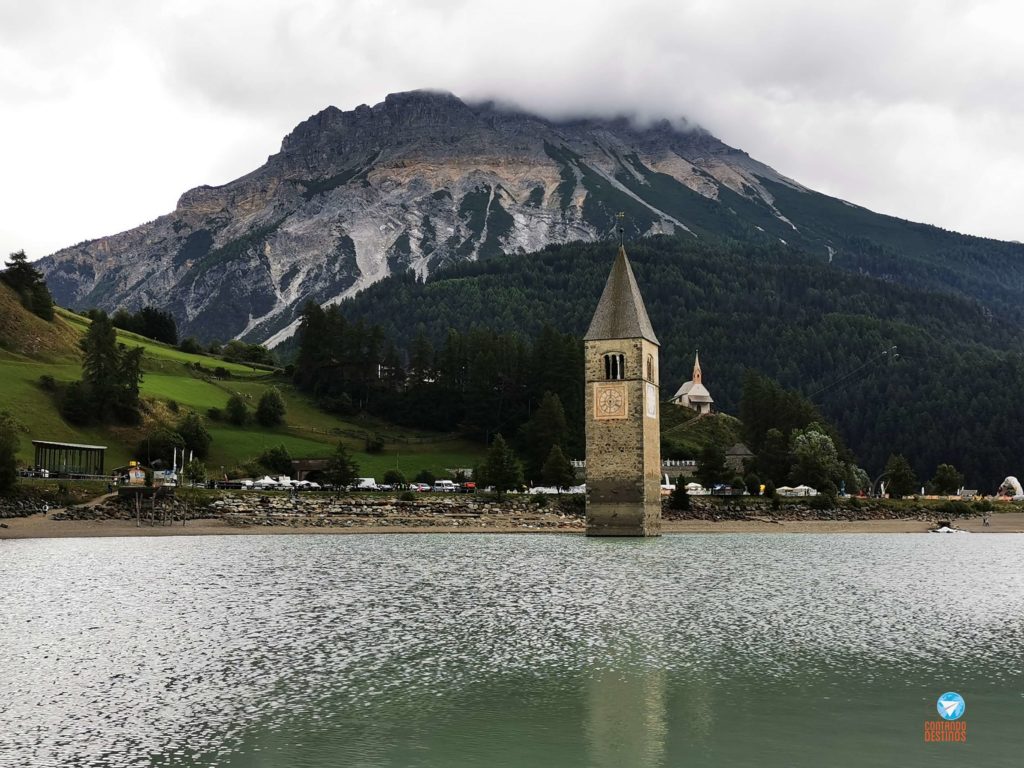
1;533;1022;767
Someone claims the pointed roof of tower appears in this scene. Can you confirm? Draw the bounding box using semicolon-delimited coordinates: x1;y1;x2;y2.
693;351;702;380
584;246;659;345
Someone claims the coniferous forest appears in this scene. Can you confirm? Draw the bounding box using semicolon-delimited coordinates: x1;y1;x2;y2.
290;236;1024;491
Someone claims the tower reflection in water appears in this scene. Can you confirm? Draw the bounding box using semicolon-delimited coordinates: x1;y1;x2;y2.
585;666;713;767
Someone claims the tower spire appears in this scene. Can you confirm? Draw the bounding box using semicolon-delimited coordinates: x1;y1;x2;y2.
693;350;702;384
584;245;659;345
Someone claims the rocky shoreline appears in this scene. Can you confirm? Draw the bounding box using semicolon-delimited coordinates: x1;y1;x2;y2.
0;498;51;520
43;492;989;531
52;493;587;531
665;497;979;523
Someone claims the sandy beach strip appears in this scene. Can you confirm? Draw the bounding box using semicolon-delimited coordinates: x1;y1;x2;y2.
3;513;1023;539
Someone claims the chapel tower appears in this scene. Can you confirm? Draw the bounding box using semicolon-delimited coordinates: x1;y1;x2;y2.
583;246;662;537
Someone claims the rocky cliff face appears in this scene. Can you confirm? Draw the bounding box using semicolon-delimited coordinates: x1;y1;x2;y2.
34;90;910;345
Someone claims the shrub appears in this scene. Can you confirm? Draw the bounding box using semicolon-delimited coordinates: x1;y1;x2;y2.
936;500;972;517
258;445;293;475
167;399;179;413
414;469;437;485
213;366;231;379
176;411;212;459
398;490;416;502
256;387;286;427
178;337;202;354
225;394;248;426
530;493;549;507
206;407;223;422
807;493;834;511
364;434;385;454
383;469;406;486
137;428;185;466
668;475;691;511
38;374;57;391
321;393;355;416
558;494;586;515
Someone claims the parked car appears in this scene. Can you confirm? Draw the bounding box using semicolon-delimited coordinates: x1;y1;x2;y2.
458;482;477;493
411;482;431;492
432;480;457;493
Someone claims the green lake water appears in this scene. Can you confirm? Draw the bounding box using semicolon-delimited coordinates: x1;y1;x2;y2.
1;533;1022;767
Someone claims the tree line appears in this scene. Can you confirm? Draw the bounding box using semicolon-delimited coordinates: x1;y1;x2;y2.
320;236;1024;491
292;301;584;486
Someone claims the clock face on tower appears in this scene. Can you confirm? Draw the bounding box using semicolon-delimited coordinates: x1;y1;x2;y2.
594;383;627;420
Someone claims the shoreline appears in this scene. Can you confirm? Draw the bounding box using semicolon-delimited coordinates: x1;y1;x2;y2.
3;512;1023;539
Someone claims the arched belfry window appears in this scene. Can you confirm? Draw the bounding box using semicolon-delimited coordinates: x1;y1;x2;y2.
646;355;654;382
604;353;625;380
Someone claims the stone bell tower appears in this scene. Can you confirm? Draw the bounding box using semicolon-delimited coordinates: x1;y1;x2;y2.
583;246;662;537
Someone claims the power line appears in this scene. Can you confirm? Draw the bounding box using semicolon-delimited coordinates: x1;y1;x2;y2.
808;345;898;402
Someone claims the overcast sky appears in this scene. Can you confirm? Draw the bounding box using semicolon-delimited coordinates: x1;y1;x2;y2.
3;0;1022;260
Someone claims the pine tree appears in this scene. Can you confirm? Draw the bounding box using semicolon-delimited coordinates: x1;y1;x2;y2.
884;454;918;498
478;434;523;499
519;391;568;480
540;444;575;492
80;313;121;408
324;442;360;489
695;444;729;489
76;312;143;423
0;411;20;494
931;463;964;495
668;476;691;511
1;250;54;320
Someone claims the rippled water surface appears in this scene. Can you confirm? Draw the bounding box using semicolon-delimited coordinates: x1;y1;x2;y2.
2;534;1022;767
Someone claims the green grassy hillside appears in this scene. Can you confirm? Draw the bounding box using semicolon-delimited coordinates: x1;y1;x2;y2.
661;410;744;459
0;284;481;478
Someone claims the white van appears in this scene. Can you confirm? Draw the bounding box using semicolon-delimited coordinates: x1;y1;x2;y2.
432;480;457;493
354;477;378;490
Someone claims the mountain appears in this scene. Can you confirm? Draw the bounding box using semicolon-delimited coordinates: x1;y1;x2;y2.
36;89;1024;346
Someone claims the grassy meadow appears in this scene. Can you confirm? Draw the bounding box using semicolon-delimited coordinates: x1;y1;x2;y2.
0;287;482;479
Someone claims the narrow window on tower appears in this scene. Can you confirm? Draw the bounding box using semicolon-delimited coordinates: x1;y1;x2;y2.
646;355;654;382
604;353;625;380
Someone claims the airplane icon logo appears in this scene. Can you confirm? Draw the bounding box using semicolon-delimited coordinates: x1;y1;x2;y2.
937;692;965;721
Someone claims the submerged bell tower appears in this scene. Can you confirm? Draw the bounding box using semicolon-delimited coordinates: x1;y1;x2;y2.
583;245;662;537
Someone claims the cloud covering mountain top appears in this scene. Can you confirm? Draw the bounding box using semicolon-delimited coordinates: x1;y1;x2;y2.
2;0;1022;259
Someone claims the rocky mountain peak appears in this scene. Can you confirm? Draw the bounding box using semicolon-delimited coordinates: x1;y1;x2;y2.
33;90;859;348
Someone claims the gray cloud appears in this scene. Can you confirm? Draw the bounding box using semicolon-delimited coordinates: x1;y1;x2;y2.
2;0;1022;261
